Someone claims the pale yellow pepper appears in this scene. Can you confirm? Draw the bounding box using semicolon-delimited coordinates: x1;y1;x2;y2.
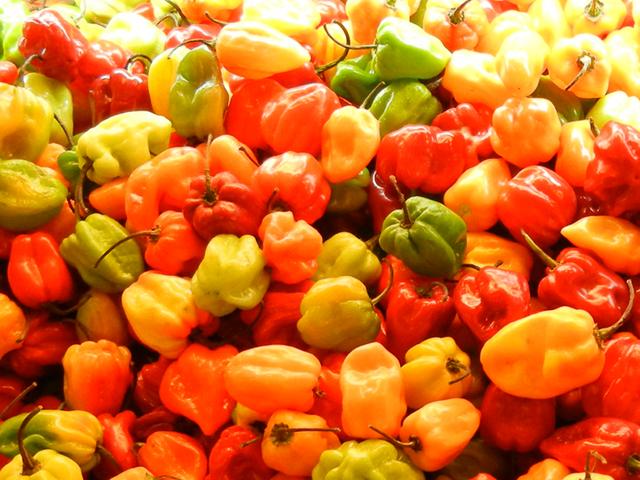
496;30;548;97
564;0;626;36
477;10;532;55
604;27;640;97
345;0;411;44
527;0;571;47
241;0;321;43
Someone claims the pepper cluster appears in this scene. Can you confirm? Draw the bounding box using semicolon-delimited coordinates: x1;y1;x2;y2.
2;0;640;479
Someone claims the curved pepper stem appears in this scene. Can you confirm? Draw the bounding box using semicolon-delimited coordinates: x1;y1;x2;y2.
520;230;558;269
269;423;341;446
584;450;607;480
161;0;191;25
93;226;162;268
448;0;473;24
323;21;377;50
316;22;352;74
588;117;600;137
0;382;37;421
359;81;386;109
415;281;449;301
74;161;94;222
446;358;471;385
17;53;43;79
43;291;92;316
168;38;216;58
371;260;394;306
626;454;640;474
594;279;635;347
584;0;604;21
19;406;43;475
96;444;122;473
565;51;596;92
368;425;423;452
53;113;74;148
388;175;413;229
125;54;153;74
204;11;230;26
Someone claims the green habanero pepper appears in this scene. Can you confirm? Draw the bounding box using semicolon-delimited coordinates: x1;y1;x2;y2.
0;84;53;162
297;276;383;351
379;194;467;278
0;1;29;65
531;76;584;124
373;17;451;82
0;449;83;480
22;73;74;147
169;45;229;140
410;0;429;26
0;409;102;472
0;160;67;232
327;168;371;214
330;54;380;105
311;440;425;480
57;150;81;186
60;213;145;293
99;12;166;59
368;80;442;136
191;234;270;317
313;231;381;286
587;90;640;131
76;110;171;185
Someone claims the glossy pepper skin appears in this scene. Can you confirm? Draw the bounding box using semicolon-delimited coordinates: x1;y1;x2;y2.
532;76;584;124
60;213;145;293
432;103;493;159
540;418;640;480
454;266;531;343
90;67;152;124
312;439;425;479
0;448;83;480
96;411;137;476
208;425;273;480
379;195;467;278
138;431;207;480
7;232;74;309
330;54;380;105
368;80;443;136
0;295;26;361
377;124;473;195
313;232;381;286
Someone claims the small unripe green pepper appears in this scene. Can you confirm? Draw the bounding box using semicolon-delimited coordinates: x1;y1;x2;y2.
313;232;381;286
330;54;380;106
99;12;166;59
0;448;83;480
327;168;371;214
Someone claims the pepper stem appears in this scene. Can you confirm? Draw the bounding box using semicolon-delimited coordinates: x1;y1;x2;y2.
359;81;386;109
446;358;471;385
584;0;604;21
371;261;394;306
16;53;42;78
368;425;422;452
204;11;230;26
385;0;398;9
202;168;217;204
0;382;37;420
238;145;260;167
588;117;600;137
19;406;43;476
584;450;607;480
43;291;92;316
74;161;93;222
52;113;74;147
626;454;640;474
269;423;341;446
448;0;473;24
94;227;162;268
389;175;412;229
364;234;380;251
460;263;481;271
161;0;191;24
415;281;449;301
322;21;377;50
564;52;596;92
239;437;260;448
316;22;352;74
125;54;153;74
168;38;216;58
595;279;635;347
520;230;558;269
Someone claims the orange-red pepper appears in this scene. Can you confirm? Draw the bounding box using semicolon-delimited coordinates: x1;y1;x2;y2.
138;431;208;480
0;295;27;361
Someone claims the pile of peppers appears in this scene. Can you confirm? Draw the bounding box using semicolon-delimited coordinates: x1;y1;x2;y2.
3;0;640;478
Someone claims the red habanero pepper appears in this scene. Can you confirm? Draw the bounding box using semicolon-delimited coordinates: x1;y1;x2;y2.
208;425;274;480
80;40;134;81
165;24;221;50
224;79;285;151
18;9;89;82
159;343;238;436
497;165;577;248
453;266;531;343
376;125;475;195
138;431;208;480
183;171;266;240
252;152;331;224
540;418;640;480
583;121;640;216
133;356;173;414
314;0;348;24
7;232;74;309
385;279;456;360
432;102;494;159
90;66;152;124
260;83;342;157
582;334;640;425
269;62;323;88
0;61;18;85
0;375;29;420
94;410;137;479
368;171;402;234
480;383;556;453
309;353;345;433
376;255;423;309
131;407;179;442
5;312;78;379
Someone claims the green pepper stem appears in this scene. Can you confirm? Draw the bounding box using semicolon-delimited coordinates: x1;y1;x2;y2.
415;281;449;301
520;230;558;269
371;261;394;306
595;279;635;346
388;175;413;229
52;113;74;148
364;234;380;251
448;0;473;24
93;227;162;268
168;38;216;58
564;52;596;92
368;425;422;452
74;161;93;222
626;454;640;474
359;81;386;109
17;53;43;79
204;11;230;26
460;263;481;271
161;0;191;25
43;292;92;317
322;22;377;50
316;22;352;74
584;450;607;480
269;423;341;446
0;382;37;421
446;358;471;385
155;12;180;28
19;406;43;476
584;0;604;21
588;117;600;137
125;54;153;74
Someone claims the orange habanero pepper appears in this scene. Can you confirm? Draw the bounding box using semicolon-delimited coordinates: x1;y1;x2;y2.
138;431;208;480
555;119;596;187
88;177;128;221
198;134;259;187
345;0;411;44
517;458;571;480
423;0;489;51
461;232;534;279
0;295;27;360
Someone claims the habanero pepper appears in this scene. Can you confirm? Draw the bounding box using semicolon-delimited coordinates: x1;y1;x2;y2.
202;134;260;187
133;357;172;414
208;425;273;480
309;352;345;433
432;102;494;159
0;295;26;361
75;289;130;346
555;119;596;187
94;410;137;478
368;170;402;234
313;232;381;286
516;459;571;480
422;0;489;52
138;431;207;480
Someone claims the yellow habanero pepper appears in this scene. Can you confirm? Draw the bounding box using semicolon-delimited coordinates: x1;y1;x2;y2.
401;337;473;409
561;216;640;275
241;0;321;42
441;50;510;109
480;307;612;399
345;0;411;44
443;158;511;232
462;231;534;279
496;30;548;97
215;22;311;79
564;0;626;36
547;34;612;99
604;27;640;97
148;46;190;120
527;0;570;47
477;10;532;55
422;0;489;52
555;119;596;187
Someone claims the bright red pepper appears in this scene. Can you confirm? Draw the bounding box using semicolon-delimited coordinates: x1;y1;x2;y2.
165;24;221;50
18;9;89;82
497;165;577;248
431;103;494;160
133;357;172;414
0;61;18;85
183;171;266;240
90;68;152;124
80;40;134;80
138;431;208;480
309;353;345;434
269;62;323;88
252;152;331;224
315;0;348;24
159;343;238;436
368;171;402;234
260;83;342;157
385;279;456;360
208;425;273;480
540;418;640;480
480;383;556;453
376;124;474;195
7;232;74;309
453;266;531;343
94;410;137;479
